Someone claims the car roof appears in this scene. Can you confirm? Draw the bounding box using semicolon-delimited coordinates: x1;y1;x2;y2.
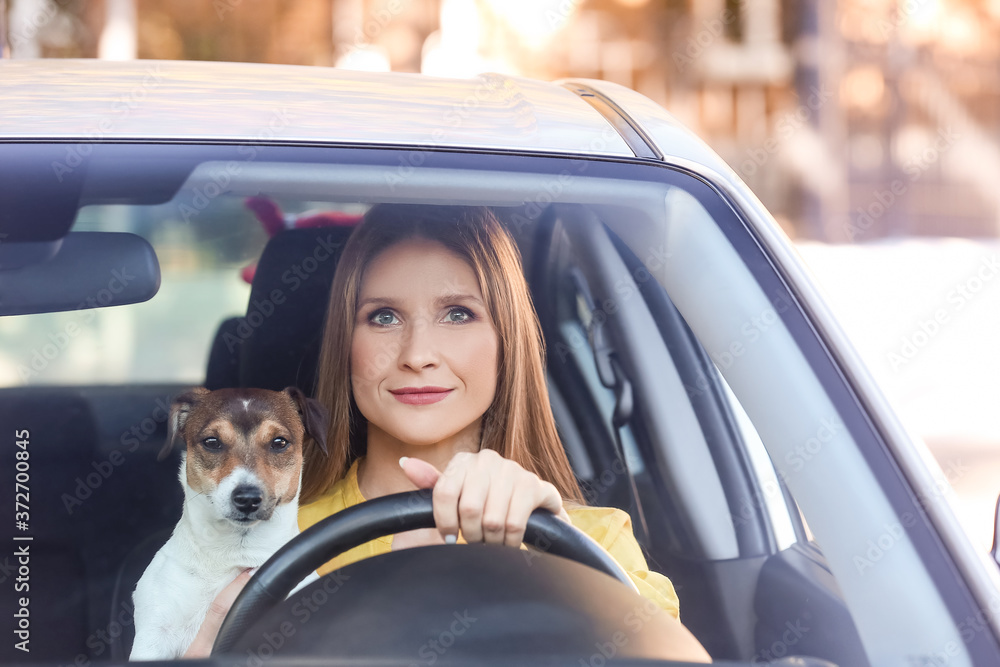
0;59;737;175
1;59;638;155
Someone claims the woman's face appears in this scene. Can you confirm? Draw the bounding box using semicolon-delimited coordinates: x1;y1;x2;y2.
351;237;499;449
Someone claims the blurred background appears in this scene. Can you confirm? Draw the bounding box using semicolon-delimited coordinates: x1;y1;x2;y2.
3;0;1000;550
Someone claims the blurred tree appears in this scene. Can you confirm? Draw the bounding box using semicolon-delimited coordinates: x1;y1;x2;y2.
1;0;8;56
8;0;93;58
136;0;331;64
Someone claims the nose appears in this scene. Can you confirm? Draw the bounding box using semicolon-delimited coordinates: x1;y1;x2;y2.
397;317;439;371
231;485;263;514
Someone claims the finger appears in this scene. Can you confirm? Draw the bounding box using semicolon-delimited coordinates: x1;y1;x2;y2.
506;480;565;548
432;453;471;542
210;569;254;617
480;465;516;545
502;477;541;547
182;569;253;658
400;456;440;489
534;480;565;516
455;459;493;543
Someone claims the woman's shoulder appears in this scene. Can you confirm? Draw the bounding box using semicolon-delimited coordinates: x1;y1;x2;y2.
298;459;363;531
565;503;681;618
564;503;635;546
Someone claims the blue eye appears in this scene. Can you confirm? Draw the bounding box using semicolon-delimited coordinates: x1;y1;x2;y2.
370;309;398;326
445;307;474;323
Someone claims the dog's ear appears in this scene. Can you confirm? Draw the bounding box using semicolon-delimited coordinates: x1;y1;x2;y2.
158;387;210;462
284;387;330;456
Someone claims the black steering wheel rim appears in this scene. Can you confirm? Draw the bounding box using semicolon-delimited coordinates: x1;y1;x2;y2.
211;489;636;655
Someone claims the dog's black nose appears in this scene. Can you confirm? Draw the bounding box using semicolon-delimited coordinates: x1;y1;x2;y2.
232;485;263;513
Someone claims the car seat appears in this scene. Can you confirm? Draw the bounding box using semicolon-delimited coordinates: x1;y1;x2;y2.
207;225;352;393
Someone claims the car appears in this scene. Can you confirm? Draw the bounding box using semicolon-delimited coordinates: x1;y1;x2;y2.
2;57;1000;667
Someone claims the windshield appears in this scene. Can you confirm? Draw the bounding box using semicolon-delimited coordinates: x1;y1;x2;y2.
0;142;987;666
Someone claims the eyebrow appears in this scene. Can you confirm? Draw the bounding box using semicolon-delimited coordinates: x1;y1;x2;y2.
356;293;485;311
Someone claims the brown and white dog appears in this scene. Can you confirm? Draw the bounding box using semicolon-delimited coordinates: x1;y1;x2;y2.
129;386;328;661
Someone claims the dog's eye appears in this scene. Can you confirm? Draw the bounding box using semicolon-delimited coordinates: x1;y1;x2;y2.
271;437;289;451
201;437;222;451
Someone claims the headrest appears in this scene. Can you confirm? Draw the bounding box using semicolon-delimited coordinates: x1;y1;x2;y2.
233;226;354;394
204;317;242;390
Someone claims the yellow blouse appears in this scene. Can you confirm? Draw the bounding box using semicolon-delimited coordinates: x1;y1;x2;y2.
298;459;680;619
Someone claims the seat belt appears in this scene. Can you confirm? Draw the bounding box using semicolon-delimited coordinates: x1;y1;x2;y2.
594;342;651;549
570;269;651;547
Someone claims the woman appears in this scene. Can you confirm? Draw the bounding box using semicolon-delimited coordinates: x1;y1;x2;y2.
187;204;709;662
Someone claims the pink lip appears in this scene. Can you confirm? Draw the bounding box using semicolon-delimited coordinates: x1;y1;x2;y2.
389;386;453;405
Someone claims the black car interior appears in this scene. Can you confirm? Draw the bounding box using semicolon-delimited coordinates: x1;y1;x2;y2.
0;196;868;666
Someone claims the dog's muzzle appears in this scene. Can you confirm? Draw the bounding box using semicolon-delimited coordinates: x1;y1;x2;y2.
230;484;272;522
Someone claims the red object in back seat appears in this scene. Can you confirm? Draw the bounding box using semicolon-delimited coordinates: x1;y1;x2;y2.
241;197;361;284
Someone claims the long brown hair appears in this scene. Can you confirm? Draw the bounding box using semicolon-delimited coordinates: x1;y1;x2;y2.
303;204;583;505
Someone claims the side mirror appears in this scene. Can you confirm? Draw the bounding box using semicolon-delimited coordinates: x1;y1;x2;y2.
0;232;160;316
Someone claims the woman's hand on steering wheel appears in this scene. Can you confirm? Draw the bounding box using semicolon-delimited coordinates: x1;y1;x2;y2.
398;450;571;549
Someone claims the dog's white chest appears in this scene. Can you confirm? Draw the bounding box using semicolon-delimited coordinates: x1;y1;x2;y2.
129;503;305;660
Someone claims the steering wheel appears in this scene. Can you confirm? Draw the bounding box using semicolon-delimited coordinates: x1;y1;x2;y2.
212;489;637;654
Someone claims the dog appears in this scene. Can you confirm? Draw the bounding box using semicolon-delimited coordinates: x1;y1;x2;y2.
129;386;328;660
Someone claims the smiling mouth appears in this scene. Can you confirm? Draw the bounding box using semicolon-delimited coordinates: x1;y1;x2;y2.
389;387;453;405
